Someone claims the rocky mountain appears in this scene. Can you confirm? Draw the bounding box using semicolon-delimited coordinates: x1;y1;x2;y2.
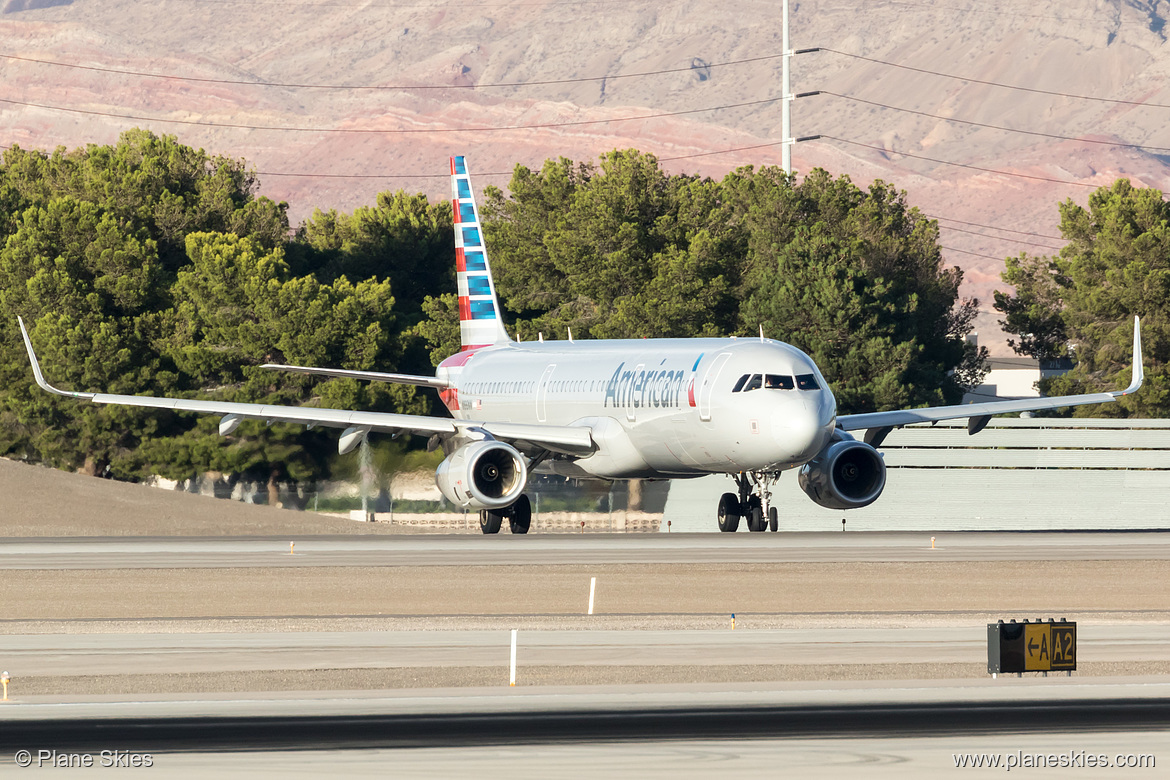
4;0;1170;353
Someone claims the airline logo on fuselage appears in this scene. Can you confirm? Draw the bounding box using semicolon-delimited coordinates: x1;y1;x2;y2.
604;362;691;410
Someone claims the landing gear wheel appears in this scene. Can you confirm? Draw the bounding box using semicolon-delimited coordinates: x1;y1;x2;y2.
479;509;503;535
508;494;532;535
768;506;779;532
717;493;741;532
746;496;765;532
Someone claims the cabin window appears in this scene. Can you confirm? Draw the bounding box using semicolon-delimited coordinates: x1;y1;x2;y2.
764;374;795;390
796;374;819;390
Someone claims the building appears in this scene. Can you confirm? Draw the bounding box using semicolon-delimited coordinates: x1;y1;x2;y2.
961;334;1073;404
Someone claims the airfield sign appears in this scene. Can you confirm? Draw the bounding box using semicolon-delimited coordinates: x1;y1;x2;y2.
988;620;1077;674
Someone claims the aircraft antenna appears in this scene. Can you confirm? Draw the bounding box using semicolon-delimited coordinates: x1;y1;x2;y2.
568;327;574;343
760;324;765;342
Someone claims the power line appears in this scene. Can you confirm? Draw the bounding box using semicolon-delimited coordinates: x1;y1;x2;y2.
0;95;780;133
926;215;1063;242
658;141;784;161
2;135;1080;247
252;140;792;178
187;0;648;7
1;135;789;172
4;136;794;179
3;136;1060;259
820;48;1170;109
939;244;1010;261
817;91;1170;153
256;168;512;179
820;135;1100;188
885;0;1124;23
0;51;788;91
935;221;1063;252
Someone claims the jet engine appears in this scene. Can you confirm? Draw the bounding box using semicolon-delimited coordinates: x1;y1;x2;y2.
435;440;528;510
797;436;886;510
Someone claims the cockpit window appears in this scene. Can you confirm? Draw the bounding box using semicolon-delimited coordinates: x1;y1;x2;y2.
795;374;819;390
764;374;795;390
734;373;801;392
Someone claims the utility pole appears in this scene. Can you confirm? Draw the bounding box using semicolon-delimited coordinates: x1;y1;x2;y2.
782;0;792;175
780;4;824;174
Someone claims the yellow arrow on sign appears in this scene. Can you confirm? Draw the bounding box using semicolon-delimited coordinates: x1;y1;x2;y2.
1024;624;1051;672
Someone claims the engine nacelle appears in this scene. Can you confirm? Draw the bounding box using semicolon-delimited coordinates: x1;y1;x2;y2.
435;440;528;510
798;437;886;510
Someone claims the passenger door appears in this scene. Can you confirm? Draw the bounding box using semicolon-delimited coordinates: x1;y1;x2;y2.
536;364;556;422
697;353;732;422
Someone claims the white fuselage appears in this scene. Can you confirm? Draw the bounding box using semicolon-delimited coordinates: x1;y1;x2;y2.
436;338;838;479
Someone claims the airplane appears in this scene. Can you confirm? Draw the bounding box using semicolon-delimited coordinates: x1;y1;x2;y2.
18;156;1145;535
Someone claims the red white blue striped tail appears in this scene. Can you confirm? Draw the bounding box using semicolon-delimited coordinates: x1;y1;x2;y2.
451;156;511;350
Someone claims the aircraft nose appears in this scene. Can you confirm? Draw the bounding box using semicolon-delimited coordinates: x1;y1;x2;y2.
774;397;831;461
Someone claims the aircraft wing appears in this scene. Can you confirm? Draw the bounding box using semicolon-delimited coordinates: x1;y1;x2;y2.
838;316;1144;441
260;363;450;389
18;318;594;457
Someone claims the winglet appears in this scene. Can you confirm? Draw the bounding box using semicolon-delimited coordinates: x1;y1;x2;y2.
1112;315;1144;397
16;317;94;400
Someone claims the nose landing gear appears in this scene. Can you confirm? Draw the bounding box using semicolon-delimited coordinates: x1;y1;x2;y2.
717;493;740;532
717;472;780;533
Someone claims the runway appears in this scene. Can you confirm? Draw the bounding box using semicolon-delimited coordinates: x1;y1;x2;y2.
5;626;1170;678
3;528;1168;776
4;530;1170;569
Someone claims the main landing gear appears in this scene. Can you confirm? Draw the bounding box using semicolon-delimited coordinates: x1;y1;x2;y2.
717;473;780;533
479;494;532;535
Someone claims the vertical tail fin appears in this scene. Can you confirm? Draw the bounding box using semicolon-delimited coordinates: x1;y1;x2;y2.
451;156;512;350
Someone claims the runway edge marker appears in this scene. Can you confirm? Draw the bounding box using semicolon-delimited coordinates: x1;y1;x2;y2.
509;629;517;687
